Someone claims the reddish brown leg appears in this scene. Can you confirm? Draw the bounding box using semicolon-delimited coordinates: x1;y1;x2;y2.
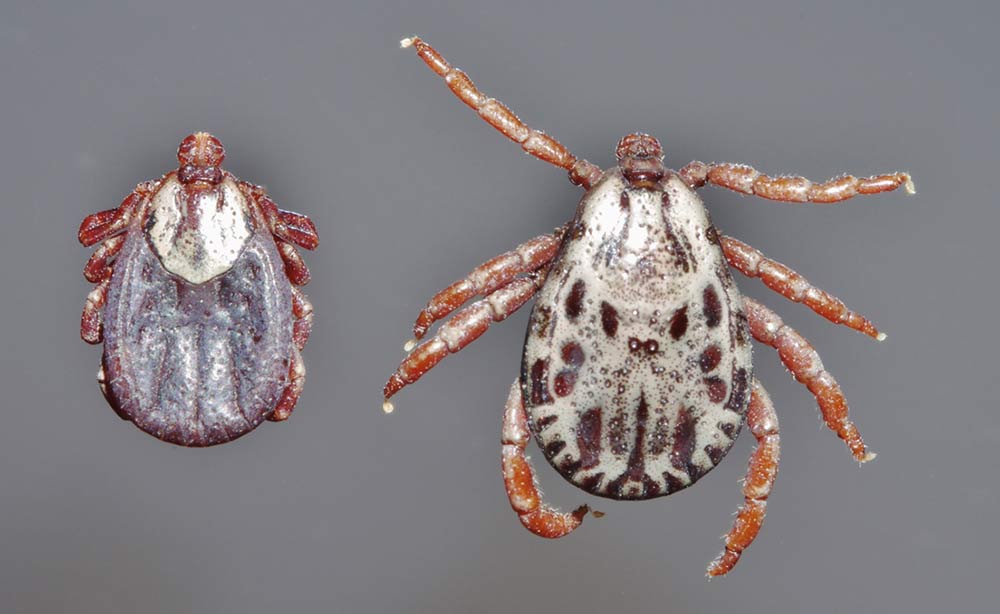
83;235;126;282
269;348;305;422
707;379;780;577
291;286;314;351
81;270;112;344
743;297;875;462
277;240;311;286
409;228;565;343
239;183;320;251
78;186;148;247
678;160;914;203
721;236;883;340
383;274;544;411
501;380;591;537
400;36;603;189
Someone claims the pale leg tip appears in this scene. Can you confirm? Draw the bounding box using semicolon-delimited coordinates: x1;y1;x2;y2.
876;332;887;342
382;400;395;414
403;338;417;352
860;451;877;463
904;175;916;194
400;36;417;48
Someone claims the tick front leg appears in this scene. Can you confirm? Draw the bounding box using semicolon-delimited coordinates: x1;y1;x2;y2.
383;274;544;410
743;297;875;462
409;228;566;343
78;186;147;247
679;161;914;203
400;36;603;189
269;348;305;422
501;380;591;537
244;186;320;251
721;236;883;340
707;379;780;577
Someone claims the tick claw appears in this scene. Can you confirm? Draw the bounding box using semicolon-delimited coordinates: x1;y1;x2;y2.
904;175;916;194
382;400;395;414
400;36;416;49
875;331;887;342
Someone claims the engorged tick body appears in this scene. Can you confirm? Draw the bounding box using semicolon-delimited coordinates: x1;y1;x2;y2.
79;133;318;447
384;37;914;576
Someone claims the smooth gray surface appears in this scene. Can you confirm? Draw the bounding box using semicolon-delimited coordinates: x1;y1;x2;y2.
1;1;996;612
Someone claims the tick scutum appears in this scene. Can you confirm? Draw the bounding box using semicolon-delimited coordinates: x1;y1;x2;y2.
522;171;752;500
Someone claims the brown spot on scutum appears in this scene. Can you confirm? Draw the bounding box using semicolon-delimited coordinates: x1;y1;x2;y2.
734;309;749;346
650;417;670;455
726;367;751;414
576;407;603;470
699;345;722;373
561;342;585;367
705;377;728;403
533;306;552;338
535;414;558;430
565;280;585;319
530;358;551;405
580;473;605;493
703;285;722;328
719;421;736;439
705;445;726;466
608;413;628;456
628;337;642;353
705;224;720;246
663;471;686;493
644;339;659;354
600;302;619;337
544;440;566;459
554;370;577;397
669;306;689;340
670;405;697;475
620;191;631;210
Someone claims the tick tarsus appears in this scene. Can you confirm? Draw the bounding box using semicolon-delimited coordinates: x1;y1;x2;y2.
392;35;910;575
79;133;318;445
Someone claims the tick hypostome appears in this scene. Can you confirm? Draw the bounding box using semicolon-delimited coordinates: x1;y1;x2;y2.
79;133;318;446
384;36;915;576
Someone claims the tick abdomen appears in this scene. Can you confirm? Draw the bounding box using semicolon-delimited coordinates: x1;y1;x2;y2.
102;214;293;447
522;172;752;500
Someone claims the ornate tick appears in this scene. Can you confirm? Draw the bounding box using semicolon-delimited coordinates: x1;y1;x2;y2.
384;37;914;576
79;133;318;446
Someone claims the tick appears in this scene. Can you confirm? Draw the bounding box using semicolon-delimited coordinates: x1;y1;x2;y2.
384;37;914;576
79;133;318;446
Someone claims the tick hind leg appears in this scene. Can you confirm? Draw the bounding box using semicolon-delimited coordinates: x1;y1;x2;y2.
707;379;780;577
721;236;883;340
269;348;305;422
501;380;592;537
401;36;602;189
383;273;546;409
679;161;914;203
743;297;875;462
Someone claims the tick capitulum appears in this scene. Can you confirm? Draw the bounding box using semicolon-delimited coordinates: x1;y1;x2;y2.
384;37;914;576
79;133;319;446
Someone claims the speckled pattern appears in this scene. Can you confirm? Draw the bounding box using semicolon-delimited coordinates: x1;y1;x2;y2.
102;210;293;447
522;171;752;500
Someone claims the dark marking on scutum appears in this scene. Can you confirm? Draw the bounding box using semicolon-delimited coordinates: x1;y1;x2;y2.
580;473;605;493
719;421;736;439
705;445;726;466
670;405;696;475
607;413;628;456
565;280;585;319
726;367;750;414
576;407;603;470
620;191;631;210
734;309;749;346
659;193;691;272
559;457;582;478
544;440;566;460
535;414;558;430
532;306;552;338
561;342;585;367
554;370;576;397
705;224;721;246
650;417;670;455
600;302;619;338
705;376;728;403
606;393;651;499
703;285;722;328
669;306;689;340
628;337;642;353
530;358;552;405
644;339;659;355
663;471;686;493
699;345;722;373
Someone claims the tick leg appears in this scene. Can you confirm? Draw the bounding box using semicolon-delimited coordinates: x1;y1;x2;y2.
277;240;311;286
78;187;146;247
743;297;875;462
501;380;591;537
707;379;780;577
721;236;883;340
83;234;126;282
383;275;544;407
291;286;314;351
410;228;565;342
81;270;112;344
269;348;306;422
678;160;914;203
400;36;603;189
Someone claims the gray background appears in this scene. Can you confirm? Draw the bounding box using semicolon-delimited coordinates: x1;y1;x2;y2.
1;1;996;612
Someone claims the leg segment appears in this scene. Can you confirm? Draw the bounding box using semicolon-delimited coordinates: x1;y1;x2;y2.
678;160;914;203
707;379;780;577
743;297;875;462
291;286;314;351
400;36;603;189
83;234;126;282
501;380;590;537
269;348;305;422
721;236;883;340
239;183;320;251
383;274;544;409
81;271;112;344
277;240;311;286
78;186;148;246
410;228;565;342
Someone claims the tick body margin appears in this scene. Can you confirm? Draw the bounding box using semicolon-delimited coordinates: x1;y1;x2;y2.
384;36;914;576
79;133;318;446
